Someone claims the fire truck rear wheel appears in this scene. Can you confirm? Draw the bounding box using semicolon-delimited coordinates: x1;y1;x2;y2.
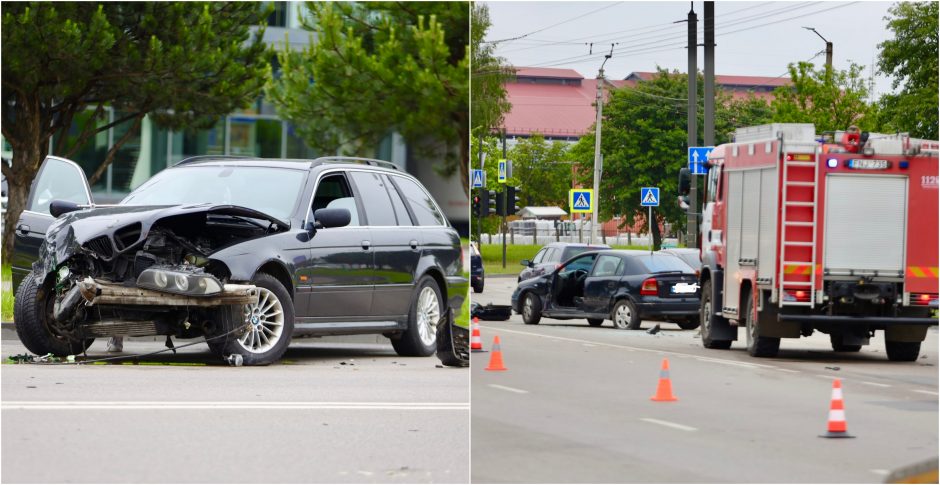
885;340;921;362
700;280;731;349
744;290;779;358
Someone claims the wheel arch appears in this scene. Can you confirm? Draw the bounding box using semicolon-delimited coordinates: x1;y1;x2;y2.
254;260;295;299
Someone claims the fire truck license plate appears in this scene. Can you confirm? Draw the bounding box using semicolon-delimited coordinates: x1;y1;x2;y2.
671;283;699;294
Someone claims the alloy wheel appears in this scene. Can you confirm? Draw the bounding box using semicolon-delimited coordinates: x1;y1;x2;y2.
238;287;285;354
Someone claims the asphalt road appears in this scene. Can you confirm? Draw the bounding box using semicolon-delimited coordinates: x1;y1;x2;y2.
471;275;939;483
2;337;469;484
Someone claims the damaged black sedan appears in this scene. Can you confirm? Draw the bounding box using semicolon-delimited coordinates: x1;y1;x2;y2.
12;155;467;365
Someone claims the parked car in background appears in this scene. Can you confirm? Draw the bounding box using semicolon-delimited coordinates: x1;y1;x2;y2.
470;241;484;293
659;248;701;274
518;242;610;282
511;250;701;330
12;155;467;365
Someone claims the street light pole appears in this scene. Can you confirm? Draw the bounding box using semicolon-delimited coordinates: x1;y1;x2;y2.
590;48;613;245
803;26;833;73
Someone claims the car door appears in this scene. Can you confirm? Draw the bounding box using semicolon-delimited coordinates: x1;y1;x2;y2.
581;254;624;314
348;171;419;319
11;156;92;292
302;171;375;319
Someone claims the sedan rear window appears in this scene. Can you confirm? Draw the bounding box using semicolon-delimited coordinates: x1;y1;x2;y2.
631;254;694;274
123;166;306;221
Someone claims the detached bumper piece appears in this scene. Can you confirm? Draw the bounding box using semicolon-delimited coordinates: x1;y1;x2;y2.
78;277;259;307
471;302;512;321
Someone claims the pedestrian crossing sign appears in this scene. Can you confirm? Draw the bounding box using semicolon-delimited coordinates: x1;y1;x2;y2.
498;159;507;183
640;187;659;207
569;189;593;213
471;169;485;188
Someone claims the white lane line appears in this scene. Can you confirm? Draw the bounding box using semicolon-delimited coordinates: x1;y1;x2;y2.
913;390;939;396
774;368;801;374
488;384;530;394
815;374;841;381
869;469;890;476
582;343;597;347
640;418;697;432
482;325;781;370
1;401;469;411
859;381;892;388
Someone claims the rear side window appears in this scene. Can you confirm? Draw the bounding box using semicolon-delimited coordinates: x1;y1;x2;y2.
592;255;623;277
28;158;90;214
349;171;397;226
383;175;414;226
393;176;445;226
631;254;694;274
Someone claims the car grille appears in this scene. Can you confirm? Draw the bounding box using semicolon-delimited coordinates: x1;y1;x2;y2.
84;236;114;259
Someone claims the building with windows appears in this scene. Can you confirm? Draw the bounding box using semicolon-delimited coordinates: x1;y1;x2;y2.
2;1;468;234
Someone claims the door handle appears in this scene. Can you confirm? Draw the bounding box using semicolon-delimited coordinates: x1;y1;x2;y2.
361;240;371;250
409;240;419;250
16;224;29;235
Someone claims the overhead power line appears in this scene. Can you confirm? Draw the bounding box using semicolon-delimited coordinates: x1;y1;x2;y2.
484;2;625;45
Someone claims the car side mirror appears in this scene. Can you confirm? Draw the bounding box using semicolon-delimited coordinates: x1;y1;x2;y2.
521;259;531;267
49;199;81;218
313;208;351;229
678;168;691;196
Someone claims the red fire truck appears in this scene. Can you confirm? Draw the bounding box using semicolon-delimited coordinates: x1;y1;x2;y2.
679;123;938;361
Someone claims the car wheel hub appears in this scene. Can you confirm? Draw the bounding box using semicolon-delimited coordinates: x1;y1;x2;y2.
616;305;630;327
416;286;440;346
238;287;285;354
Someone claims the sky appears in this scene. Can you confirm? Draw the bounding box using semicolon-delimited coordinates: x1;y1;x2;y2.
482;1;899;97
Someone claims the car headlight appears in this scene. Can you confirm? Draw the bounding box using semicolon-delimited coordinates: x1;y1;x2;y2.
137;268;222;296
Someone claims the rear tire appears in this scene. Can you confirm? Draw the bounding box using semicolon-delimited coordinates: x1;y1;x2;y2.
13;273;94;356
392;275;442;357
587;318;604;327
522;292;542;325
885;340;921;362
209;273;294;366
744;290;779;358
611;300;640;330
700;280;732;349
677;317;700;330
830;334;862;352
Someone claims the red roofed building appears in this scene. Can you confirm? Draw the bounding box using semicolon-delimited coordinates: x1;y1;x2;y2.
624;71;789;101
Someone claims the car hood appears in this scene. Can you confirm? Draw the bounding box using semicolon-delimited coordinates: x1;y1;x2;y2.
34;203;290;282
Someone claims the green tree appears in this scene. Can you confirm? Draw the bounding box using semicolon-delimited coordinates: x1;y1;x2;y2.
470;2;511;134
506;135;572;209
1;2;271;263
877;1;938;139
568;68;773;249
771;61;881;132
267;2;469;192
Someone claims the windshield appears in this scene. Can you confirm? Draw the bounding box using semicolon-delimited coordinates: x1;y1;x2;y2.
634;254;694;274
562;245;608;260
122;166;307;221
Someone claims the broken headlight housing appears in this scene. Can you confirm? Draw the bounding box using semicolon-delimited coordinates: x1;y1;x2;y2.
137;268;223;296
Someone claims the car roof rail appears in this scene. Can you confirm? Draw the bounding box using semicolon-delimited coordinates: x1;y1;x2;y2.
311;156;399;170
173;155;252;166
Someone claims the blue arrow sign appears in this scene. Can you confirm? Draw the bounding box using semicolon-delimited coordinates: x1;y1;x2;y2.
640;187;660;207
471;169;485;188
569;189;593;213
688;146;713;175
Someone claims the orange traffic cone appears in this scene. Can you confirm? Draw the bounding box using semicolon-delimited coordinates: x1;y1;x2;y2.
471;317;485;352
650;358;678;401
820;379;855;438
484;336;507;371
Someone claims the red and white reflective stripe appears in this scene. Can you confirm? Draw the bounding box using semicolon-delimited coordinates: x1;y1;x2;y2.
470;319;483;351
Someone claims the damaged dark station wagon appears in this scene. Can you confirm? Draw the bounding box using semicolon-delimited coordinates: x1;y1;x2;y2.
12;155;467;365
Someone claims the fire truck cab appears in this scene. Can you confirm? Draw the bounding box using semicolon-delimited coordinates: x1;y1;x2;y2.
682;123;938;361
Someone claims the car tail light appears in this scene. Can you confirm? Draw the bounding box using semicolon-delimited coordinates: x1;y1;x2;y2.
640;278;658;296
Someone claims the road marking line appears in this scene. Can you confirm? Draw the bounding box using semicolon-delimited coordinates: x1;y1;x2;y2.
774;368;801;374
870;469;890;476
1;401;469;411
913;390;939;396
640;418;697;432
693;356;761;369
488;384;529;394
859;381;891;388
816;374;841;381
582;343;597;347
482;325;780;370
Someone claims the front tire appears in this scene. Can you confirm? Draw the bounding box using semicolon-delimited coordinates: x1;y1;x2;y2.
611;299;640;330
700;280;732;349
885;340;921;362
472;278;484;294
744;290;779;358
13;273;94;356
522;292;542;325
392;275;442;357
209;273;293;366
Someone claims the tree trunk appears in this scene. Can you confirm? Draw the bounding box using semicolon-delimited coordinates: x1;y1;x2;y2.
459;128;470;198
651;210;663;251
2;133;48;265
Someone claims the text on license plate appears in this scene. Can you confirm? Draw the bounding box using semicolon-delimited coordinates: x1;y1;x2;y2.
671;283;699;294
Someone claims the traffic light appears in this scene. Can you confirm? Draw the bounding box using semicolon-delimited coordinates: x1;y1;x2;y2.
494;190;506;217
507;186;522;215
472;194;481;217
486;190;497;216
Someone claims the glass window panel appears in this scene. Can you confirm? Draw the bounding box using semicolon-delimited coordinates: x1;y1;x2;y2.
383;175;413;226
170;119;226;164
592;255;623;277
392;176;445;226
286;123;316;159
229;117;281;158
28;158;89;214
109;111;143;195
349;171;397;226
312;174;359;226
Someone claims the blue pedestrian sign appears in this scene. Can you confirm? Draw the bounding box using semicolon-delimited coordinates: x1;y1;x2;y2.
471;169;485;188
688;146;713;175
640;187;659;207
569;189;593;214
497;159;507;183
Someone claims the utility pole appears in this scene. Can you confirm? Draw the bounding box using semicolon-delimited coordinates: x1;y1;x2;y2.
591;47;613;245
803;26;833;74
477;134;484;244
704;2;715;149
501;129;507;269
686;3;698;247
